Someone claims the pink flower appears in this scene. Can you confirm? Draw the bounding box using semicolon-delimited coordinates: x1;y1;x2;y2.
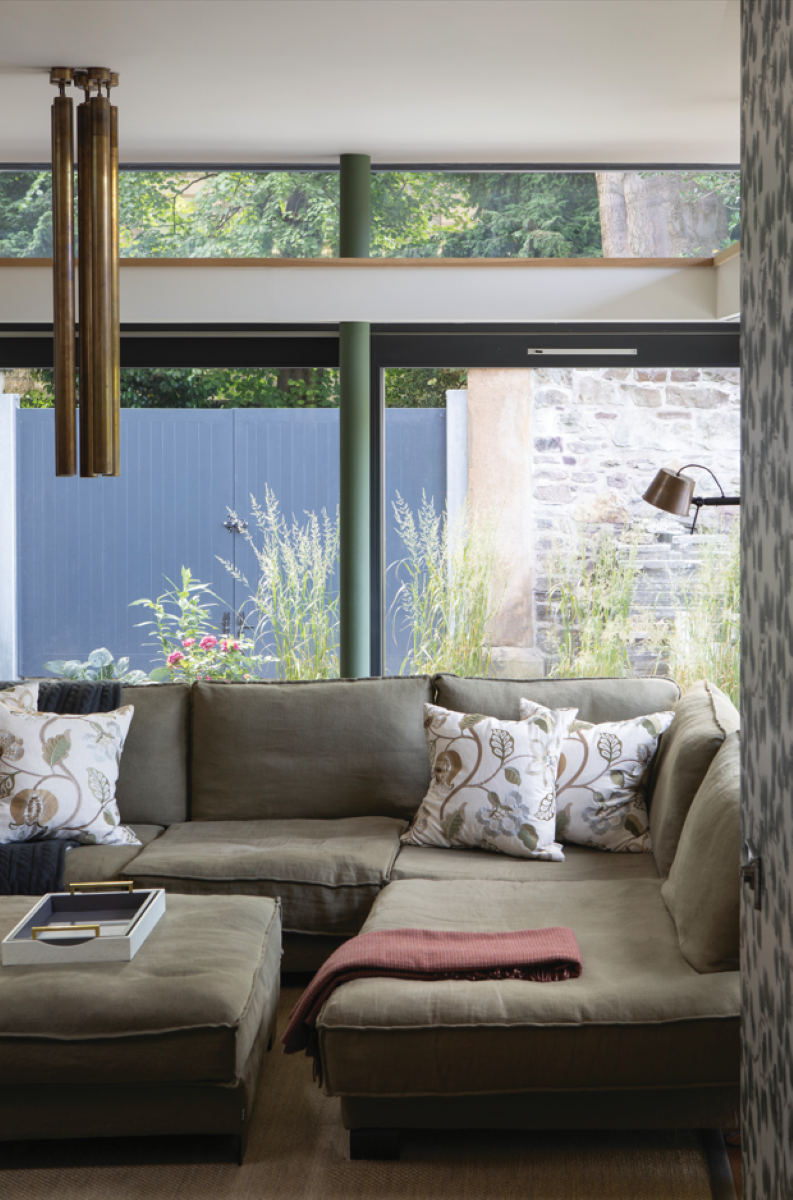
182;638;195;648
199;636;218;650
220;639;228;652
167;650;184;665
231;640;240;651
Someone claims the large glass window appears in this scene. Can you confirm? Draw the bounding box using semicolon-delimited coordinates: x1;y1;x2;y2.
0;168;739;259
383;363;740;704
5;365;341;682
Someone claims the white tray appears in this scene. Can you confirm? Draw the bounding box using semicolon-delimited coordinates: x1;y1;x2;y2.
1;882;166;966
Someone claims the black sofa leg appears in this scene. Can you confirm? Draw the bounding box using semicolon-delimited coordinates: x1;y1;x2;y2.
234;1117;251;1167
699;1129;737;1200
349;1127;400;1160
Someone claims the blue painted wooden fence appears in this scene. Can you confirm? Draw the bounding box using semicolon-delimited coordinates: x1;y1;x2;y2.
17;408;445;677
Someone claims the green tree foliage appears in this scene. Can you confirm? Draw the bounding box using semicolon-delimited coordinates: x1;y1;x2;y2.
0;171;52;255
21;366;464;410
118;171;340;258
0;167;739;260
20;367;339;409
437;172;604;258
385;368;467;407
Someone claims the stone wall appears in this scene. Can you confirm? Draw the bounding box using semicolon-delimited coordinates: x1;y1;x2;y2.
464;365;740;675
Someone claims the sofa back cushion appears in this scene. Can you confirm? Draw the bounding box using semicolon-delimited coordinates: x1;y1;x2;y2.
661;732;740;973
191;677;433;821
433;674;680;725
116;683;190;825
649;679;740;877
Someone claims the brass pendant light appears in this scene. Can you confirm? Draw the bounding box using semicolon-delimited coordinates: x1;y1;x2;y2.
50;67;120;477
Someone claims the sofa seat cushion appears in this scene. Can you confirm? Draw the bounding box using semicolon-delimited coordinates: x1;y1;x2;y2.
391;843;660;884
317;878;739;1097
129;817;407;936
62;824;165;887
0;893;281;1086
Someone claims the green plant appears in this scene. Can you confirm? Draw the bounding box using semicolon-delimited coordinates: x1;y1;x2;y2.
43;647;151;685
131;567;260;683
544;525;656;678
220;489;340;680
662;523;740;706
390;493;504;677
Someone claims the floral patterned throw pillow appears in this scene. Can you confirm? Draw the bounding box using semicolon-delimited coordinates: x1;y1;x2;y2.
401;703;578;861
1;683;38;711
0;693;139;847
519;698;675;852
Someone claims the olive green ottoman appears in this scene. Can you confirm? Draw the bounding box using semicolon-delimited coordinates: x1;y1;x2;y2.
0;893;281;1163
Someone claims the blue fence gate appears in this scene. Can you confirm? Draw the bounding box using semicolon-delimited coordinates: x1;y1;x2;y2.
17;407;446;678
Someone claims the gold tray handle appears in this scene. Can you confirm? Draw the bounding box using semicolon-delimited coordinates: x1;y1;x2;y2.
32;924;100;940
69;880;134;893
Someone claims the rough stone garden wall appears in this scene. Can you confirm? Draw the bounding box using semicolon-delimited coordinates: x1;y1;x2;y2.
465;365;740;675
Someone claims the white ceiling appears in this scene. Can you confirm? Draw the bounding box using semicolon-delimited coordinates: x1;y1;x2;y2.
0;0;740;165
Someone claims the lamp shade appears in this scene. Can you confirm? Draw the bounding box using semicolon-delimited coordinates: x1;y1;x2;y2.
642;467;696;515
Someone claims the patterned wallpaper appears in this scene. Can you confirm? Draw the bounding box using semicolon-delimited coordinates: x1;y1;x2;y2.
741;2;793;1196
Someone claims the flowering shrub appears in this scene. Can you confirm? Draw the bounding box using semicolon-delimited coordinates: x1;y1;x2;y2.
131;567;261;684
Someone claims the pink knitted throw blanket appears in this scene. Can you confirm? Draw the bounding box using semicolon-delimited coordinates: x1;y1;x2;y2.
282;926;582;1064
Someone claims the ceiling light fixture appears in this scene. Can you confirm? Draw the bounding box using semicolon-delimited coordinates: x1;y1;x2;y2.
49;66;120;477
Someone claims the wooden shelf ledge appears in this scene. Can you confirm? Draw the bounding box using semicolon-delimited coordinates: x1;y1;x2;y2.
0;252;737;270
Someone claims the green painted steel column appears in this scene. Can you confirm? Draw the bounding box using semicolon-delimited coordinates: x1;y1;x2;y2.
339;154;371;677
340;153;371;258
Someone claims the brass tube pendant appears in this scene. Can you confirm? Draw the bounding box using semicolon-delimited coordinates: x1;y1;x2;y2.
50;69;76;476
51;66;119;477
90;87;113;475
109;97;120;476
76;83;95;477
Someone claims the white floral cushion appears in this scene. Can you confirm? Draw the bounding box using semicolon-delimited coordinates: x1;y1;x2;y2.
1;683;38;711
401;703;578;861
0;693;139;847
519;698;675;852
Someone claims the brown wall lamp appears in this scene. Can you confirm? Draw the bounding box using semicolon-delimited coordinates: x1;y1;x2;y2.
643;465;740;533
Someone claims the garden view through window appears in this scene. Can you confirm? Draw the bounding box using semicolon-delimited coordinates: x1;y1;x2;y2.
5;362;739;705
0;169;739;259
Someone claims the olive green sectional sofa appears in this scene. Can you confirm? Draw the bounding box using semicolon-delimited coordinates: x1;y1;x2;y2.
55;672;741;1140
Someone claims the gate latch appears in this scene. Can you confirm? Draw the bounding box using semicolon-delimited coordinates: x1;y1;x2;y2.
223;516;248;534
740;841;762;912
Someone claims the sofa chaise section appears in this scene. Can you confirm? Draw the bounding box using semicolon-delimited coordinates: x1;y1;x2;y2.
317;878;740;1134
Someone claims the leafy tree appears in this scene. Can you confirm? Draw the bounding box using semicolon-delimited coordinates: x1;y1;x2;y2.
385;368;467;407
0;171;53;255
684;172;740;244
118;171;340;258
0;166;738;261
20;367;340;409
20;366;465;410
438;172;604;258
